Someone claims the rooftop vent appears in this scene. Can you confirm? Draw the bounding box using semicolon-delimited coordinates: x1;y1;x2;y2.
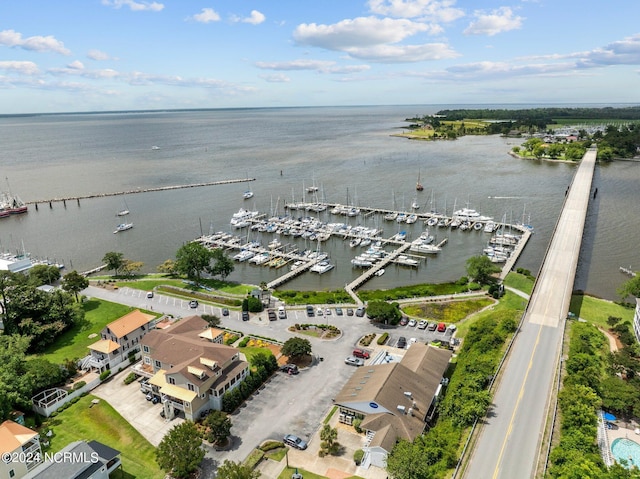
404;391;413;398
397;405;406;414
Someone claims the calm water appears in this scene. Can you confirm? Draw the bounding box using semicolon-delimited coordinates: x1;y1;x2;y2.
1;106;637;300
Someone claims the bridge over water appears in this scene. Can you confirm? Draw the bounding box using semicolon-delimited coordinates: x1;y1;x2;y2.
462;148;598;479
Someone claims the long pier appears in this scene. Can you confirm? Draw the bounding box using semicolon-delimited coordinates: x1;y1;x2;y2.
27;178;255;207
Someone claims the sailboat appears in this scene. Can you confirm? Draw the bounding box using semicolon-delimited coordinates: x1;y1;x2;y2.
116;198;130;216
416;169;424;191
243;175;254;200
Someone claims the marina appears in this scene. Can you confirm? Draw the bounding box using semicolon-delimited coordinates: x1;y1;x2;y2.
194;200;531;298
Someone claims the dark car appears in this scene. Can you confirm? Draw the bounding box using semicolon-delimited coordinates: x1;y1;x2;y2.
268;309;277;321
283;434;307;450
346;308;354;316
242;311;250;321
280;364;299;375
335;307;343;316
397;336;407;349
189;300;198;308
399;317;408;326
306;305;315;317
222;308;229;316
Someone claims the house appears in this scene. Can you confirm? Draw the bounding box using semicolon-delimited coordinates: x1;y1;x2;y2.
0;420;43;478
334;343;452;469
84;309;156;372
138;315;250;421
24;440;121;479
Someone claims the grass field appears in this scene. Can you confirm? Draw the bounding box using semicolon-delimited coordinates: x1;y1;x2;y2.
110;275;253;296
455;291;526;339
569;294;634;328
35;299;143;364
46;395;163;479
401;297;494;323
503;272;534;295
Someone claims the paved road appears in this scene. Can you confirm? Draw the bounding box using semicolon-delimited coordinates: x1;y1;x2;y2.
464;149;597;479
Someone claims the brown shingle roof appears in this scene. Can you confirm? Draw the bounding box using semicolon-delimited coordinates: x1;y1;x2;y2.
0;420;38;453
106;310;155;339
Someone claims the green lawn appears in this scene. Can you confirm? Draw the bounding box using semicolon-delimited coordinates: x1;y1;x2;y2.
110;275;253;296
401;297;494;323
45;395;163;479
34;299;144;364
455;291;526;339
569;294;634;328
503;272;534;295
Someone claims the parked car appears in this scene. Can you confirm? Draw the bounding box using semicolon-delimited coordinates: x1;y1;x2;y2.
346;308;354;316
352;348;370;359
397;336;407;348
437;322;447;332
408;337;417;348
146;393;159;404
417;320;428;329
280;364;299;375
316;307;323;316
306;305;315;317
146;291;154;298
222;308;229;316
189;300;199;308
242;311;250;321
399;317;408;326
325;308;332;316
335;307;343;316
408;319;417;327
345;356;365;366
268;309;277;321
355;306;366;317
278;306;287;319
283;434;308;450
428;322;438;331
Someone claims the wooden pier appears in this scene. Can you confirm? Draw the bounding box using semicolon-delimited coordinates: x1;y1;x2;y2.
27;178;255;207
499;227;531;280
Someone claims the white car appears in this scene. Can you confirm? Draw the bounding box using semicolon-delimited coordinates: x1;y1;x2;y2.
408;319;417;327
417;320;428;329
317;307;323;316
345;356;364;367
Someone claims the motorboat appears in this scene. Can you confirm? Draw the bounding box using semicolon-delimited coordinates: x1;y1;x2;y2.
349;237;362;248
114;223;133;233
392;231;407;242
384;211;398;221
310;260;334;274
230;208;259;228
396;255;419;266
374;268;385;276
410;242;441;254
406;214;418;224
426;217;438;227
483;221;496;233
411;198;420;210
233;250;256;262
243;190;254;200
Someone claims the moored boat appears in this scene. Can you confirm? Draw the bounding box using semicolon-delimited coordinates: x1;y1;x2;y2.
114;223;133;233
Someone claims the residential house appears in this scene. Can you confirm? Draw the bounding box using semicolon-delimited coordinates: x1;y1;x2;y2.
0;420;42;478
24;440;121;479
85;310;155;372
334;343;452;469
139;315;250;421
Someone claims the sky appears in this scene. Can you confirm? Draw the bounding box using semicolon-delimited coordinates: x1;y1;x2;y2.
1;0;640;113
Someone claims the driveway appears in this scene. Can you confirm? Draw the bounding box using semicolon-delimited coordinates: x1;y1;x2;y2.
92;367;183;446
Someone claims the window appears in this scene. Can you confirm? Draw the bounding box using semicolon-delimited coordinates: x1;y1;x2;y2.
188;383;195;392
230;378;236;385
154;360;161;368
143;345;149;353
10;470;15;478
144;357;151;365
168;377;176;385
218;388;224;396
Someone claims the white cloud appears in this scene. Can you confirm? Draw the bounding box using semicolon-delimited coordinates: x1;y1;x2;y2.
294;16;438;50
367;0;464;23
101;0;164;12
346;43;459;63
259;73;290;83
576;34;640;67
255;59;371;75
231;10;266;25
0;60;39;75
190;8;221;24
464;7;523;36
67;60;85;70
0;29;70;55
87;49;116;61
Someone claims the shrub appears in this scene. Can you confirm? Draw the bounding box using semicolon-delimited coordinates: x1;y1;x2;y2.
72;381;86;390
238;337;250;348
377;333;389;345
360;334;376;347
468;282;482;291
99;370;111;381
353;418;362;433
354;449;365;465
123;373;138;385
260;441;285;452
49;412;58;418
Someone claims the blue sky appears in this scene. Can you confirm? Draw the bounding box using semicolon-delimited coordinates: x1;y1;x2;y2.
1;0;640;113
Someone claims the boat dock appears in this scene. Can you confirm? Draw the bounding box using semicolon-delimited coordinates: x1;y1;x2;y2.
620;265;637;277
27;178;255;208
499;227;531;280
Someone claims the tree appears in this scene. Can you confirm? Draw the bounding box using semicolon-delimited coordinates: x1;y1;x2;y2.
201;314;220;328
281;337;312;360
25;358;67;395
617;274;640;302
157;259;176;275
102;252;125;276
210;248;234;280
387;440;435;479
174;242;214;285
121;260;144;276
203;410;232;445
0;335;33;421
365;300;402;325
319;424;339;456
155;421;205;479
61;270;89;301
28;264;61;286
465;255;500;285
216;460;261;479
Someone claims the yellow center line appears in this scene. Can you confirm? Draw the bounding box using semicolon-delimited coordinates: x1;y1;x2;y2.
491;322;544;479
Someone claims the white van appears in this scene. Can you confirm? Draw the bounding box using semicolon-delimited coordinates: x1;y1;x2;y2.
278;306;287;319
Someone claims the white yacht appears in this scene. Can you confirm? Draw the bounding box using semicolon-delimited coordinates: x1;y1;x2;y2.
113;223;133;233
310;260;334;274
230;208;259;229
